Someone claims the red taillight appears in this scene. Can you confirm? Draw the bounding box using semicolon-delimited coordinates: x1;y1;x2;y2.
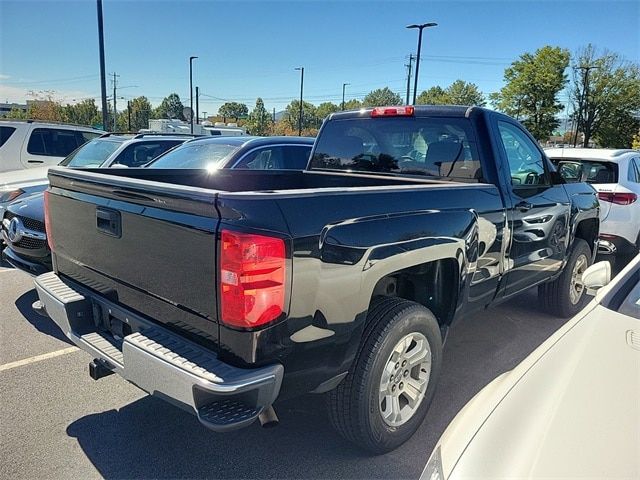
597;191;637;205
371;106;415;117
43;190;54;251
220;229;286;329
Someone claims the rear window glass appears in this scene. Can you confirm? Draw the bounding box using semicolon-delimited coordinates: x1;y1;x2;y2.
113;141;183;167
147;142;239;169
310;117;482;181
0;126;16;147
60;139;123;167
27;128;80;157
551;158;618;184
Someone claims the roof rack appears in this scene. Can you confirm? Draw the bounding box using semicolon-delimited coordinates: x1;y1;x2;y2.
98;132;138;138
0;118;102;129
132;132;204;139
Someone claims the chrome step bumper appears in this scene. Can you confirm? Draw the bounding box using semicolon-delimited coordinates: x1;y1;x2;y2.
35;272;283;432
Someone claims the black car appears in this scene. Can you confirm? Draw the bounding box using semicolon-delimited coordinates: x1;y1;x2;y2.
1;136;315;275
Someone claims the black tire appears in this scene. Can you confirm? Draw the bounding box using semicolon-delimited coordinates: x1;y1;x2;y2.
326;296;442;454
538;238;592;318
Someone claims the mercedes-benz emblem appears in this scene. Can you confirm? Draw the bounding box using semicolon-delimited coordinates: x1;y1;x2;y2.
7;217;23;243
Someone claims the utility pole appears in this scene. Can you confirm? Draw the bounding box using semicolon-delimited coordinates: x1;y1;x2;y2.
295;67;304;136
342;83;350;111
111;72;119;131
405;54;414;105
96;0;108;130
272;107;276;123
127;100;131;131
195;86;199;124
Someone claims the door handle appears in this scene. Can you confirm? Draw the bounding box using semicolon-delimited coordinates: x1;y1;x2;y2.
516;201;533;212
96;207;121;238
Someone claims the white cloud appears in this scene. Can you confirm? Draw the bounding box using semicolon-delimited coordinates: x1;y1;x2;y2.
0;84;99;105
0;74;10;80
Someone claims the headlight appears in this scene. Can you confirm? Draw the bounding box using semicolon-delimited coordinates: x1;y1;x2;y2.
420;446;445;480
0;188;25;203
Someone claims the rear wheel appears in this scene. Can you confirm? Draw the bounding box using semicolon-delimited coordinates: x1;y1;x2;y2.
539;238;592;318
326;296;442;454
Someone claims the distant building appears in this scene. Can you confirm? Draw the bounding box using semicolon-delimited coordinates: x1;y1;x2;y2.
0;102;27;116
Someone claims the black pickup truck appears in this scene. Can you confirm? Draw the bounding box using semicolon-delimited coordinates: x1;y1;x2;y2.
35;105;599;453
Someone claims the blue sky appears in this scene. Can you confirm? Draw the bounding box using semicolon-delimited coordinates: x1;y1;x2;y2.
1;0;638;114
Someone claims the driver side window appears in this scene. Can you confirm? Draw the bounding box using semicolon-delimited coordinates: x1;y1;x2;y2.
497;121;547;186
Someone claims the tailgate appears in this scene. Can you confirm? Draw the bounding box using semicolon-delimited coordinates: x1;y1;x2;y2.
47;168;221;345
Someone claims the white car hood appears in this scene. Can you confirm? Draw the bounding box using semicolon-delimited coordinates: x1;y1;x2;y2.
447;304;640;479
0;166;51;189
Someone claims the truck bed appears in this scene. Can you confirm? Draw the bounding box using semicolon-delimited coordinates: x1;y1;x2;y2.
46;166;500;366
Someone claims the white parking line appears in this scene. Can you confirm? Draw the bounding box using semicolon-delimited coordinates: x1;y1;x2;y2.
0;346;79;372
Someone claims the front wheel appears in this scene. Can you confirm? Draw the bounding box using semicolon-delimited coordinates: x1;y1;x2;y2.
539;238;592;318
326;296;442;454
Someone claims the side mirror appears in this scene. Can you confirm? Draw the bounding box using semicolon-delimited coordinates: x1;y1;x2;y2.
549;170;566;185
582;261;612;295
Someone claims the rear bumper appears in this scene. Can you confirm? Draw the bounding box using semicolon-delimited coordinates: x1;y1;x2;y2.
35;272;284;432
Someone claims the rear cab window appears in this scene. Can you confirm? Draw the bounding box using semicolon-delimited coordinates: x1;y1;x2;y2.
310;116;482;181
550;157;618;184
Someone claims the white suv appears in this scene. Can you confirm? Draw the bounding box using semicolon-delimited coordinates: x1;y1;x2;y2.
546;148;640;259
0;120;103;173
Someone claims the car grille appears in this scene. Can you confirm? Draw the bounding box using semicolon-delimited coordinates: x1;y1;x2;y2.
2;211;47;250
15;236;47;250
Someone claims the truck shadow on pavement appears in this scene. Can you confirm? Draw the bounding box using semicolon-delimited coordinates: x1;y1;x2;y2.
15;289;74;346
65;289;566;480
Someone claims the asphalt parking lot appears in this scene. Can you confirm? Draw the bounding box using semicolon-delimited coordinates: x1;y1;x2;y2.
0;262;569;480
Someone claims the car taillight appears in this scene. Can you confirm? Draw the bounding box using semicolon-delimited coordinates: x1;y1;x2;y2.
220;229;286;329
597;191;637;205
43;190;55;251
371;106;415;117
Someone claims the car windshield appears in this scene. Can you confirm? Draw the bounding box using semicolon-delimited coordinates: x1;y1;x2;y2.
310;116;482;181
60;139;123;167
551;158;618;184
146;142;239;169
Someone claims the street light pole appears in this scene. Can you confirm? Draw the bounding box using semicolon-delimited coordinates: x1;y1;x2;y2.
342;82;350;111
407;22;437;105
189;56;198;133
195;86;199;125
295;67;304;136
96;0;108;130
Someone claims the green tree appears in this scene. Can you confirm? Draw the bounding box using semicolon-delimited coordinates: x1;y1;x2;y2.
64;99;100;126
316;102;340;122
416;86;448;105
446;80;486;106
218;102;249;121
153;93;185;120
491;46;570;140
284;100;317;132
362;87;402;107
343;99;362;110
245;98;272;136
125;96;153;131
571;44;640;147
4;107;28;119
